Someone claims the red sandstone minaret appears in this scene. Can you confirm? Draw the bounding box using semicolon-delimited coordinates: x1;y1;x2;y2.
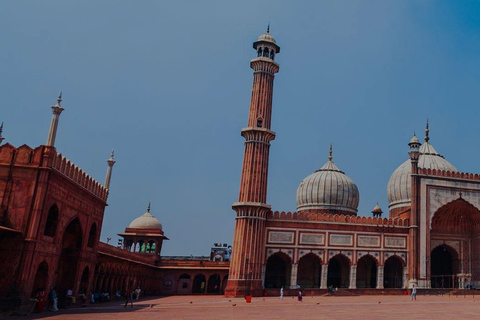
225;27;280;297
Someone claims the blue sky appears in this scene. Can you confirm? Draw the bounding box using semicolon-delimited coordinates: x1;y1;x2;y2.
2;1;480;255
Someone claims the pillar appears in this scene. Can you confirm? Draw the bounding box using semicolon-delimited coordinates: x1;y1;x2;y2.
376;265;384;289
104;150;116;189
320;263;328;289
349;265;357;289
46;93;64;147
290;263;298;288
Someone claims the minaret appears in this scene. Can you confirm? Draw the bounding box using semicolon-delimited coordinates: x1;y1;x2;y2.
0;122;4;145
225;27;280;297
46;92;64;147
408;130;421;288
104;150;116;189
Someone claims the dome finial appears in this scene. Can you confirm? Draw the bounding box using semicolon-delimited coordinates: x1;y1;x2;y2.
425;119;430;143
57;91;62;106
328;143;333;161
267;23;270;33
147;202;151;213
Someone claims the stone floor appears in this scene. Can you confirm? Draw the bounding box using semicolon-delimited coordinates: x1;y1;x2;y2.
11;293;480;320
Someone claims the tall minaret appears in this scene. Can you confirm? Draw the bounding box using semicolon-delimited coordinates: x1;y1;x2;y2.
104;150;116;189
46;92;64;147
225;27;280;297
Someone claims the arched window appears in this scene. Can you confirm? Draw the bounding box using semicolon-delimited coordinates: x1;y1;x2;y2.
257;48;262;57
271;51;275;60
44;204;59;237
257;117;263;128
87;223;98;248
263;47;269;57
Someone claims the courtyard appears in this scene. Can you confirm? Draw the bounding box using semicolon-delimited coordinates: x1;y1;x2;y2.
14;293;480;320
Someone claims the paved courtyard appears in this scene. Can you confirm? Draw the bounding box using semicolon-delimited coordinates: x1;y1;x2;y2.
13;294;480;320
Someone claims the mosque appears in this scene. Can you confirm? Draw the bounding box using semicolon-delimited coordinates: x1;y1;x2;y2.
1;28;480;308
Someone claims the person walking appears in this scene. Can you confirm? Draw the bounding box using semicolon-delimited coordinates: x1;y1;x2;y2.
411;285;417;301
135;287;141;300
297;290;302;302
124;289;134;308
279;287;284;300
50;287;58;312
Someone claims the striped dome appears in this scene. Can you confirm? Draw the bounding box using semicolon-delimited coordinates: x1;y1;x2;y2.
387;142;457;211
296;159;359;214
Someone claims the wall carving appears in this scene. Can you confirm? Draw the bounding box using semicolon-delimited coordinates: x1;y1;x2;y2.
357;235;380;247
329;234;353;246
300;233;324;245
268;231;294;244
385;237;406;248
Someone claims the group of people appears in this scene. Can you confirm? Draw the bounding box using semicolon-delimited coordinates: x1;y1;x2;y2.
31;286;142;313
278;287;303;301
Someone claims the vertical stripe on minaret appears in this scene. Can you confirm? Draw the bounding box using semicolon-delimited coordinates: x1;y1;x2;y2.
225;28;280;297
46;92;64;147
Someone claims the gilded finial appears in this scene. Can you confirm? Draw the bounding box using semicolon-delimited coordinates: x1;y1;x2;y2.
110;149;114;159
267;23;270;33
425;119;429;143
0;122;3;134
57;91;62;105
147;202;151;213
328;143;333;161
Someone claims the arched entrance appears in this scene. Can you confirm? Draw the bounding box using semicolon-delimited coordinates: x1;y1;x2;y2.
264;253;291;288
192;274;206;293
56;218;83;297
297;253;321;288
384;256;403;288
327;254;350;288
207;274;221;293
79;266;90;293
430;198;480;288
32;261;49;295
431;245;459;288
177;274;191;294
356;255;377;289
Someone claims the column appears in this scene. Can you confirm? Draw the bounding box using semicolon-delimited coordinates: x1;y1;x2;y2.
320;263;328;289
376;265;384;289
290;263;298;288
349;265;357;289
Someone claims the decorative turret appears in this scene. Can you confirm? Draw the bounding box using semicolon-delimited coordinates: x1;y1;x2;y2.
46;92;64;147
371;203;383;218
104;149;116;189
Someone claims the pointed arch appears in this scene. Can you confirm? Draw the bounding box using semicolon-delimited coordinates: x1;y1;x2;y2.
44;204;59;237
264;252;291;289
87;223;98;248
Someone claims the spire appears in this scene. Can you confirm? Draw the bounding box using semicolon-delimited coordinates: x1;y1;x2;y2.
328;143;333;162
57;91;62;106
104;149;116;189
424;119;430;143
46;92;65;147
267;23;270;33
0;122;4;145
147;202;151;213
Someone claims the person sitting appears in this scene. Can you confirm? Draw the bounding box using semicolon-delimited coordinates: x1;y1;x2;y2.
66;289;76;307
78;289;88;307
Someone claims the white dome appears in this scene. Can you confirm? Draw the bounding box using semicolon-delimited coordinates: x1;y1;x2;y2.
128;207;162;230
257;32;276;44
296;159;359;214
387;142;457;210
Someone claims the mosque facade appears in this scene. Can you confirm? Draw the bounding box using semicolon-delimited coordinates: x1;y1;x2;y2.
1;29;480;308
225;29;480;297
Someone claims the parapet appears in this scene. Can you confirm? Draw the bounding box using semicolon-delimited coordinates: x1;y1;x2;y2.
419;168;480;182
266;210;409;227
53;152;108;201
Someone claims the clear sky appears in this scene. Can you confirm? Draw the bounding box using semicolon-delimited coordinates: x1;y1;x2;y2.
2;1;480;255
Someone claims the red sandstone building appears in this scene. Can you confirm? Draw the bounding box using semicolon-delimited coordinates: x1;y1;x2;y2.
1;29;480;310
225;29;480;296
